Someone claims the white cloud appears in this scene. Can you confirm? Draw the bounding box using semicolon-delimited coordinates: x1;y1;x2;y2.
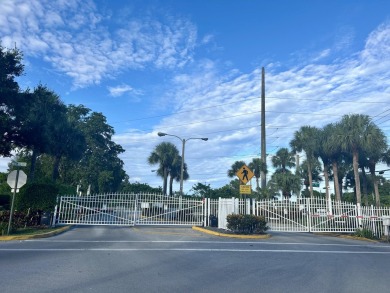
116;21;390;191
0;0;198;88
108;84;142;97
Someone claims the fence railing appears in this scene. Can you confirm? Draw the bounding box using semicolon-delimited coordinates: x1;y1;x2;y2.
204;197;390;238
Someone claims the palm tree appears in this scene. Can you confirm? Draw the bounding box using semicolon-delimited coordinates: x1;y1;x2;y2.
290;126;320;197
148;142;179;195
227;161;246;178
248;158;267;191
322;123;346;201
300;159;322;197
365;124;387;206
316;125;333;201
168;155;189;196
271;148;295;173
336;114;376;205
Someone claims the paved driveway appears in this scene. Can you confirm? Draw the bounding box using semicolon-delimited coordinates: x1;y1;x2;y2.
1;226;389;293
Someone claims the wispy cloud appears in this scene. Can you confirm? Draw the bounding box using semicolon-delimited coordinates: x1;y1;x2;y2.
117;21;390;188
0;0;198;88
108;84;143;98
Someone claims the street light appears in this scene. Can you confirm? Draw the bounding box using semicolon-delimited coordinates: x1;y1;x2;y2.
157;132;208;196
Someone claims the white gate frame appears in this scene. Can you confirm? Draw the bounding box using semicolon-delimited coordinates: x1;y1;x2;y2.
55;193;204;226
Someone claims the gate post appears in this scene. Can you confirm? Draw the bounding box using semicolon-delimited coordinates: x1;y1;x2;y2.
307;198;312;232
133;193;139;226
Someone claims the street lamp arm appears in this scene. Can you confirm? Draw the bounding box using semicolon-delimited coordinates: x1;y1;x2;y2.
157;132;208;196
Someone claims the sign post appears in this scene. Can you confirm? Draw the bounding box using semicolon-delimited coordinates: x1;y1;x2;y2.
7;162;27;235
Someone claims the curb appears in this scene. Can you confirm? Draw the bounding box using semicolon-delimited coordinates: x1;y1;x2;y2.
192;226;271;239
0;226;72;241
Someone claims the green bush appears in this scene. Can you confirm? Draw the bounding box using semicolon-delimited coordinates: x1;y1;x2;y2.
15;183;58;212
354;228;377;239
226;214;268;234
0;194;11;210
0;210;42;234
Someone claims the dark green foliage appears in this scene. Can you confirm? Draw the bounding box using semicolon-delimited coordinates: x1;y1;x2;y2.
354;228;377;240
15;183;58;212
0;210;42;235
0;194;10;210
226;214;268;234
121;182;162;193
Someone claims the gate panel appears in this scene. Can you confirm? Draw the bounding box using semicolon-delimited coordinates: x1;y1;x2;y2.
57;194;136;225
308;198;357;233
256;199;309;232
135;193;203;225
57;193;204;226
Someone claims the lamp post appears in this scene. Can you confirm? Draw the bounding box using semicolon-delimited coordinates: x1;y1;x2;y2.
157;132;208;196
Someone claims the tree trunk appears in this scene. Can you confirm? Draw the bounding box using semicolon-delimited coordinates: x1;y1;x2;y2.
332;160;341;201
52;154;61;182
307;163;313;198
353;150;362;204
169;176;174;196
369;164;381;207
323;164;330;200
163;167;168;195
29;147;38;182
361;168;368;206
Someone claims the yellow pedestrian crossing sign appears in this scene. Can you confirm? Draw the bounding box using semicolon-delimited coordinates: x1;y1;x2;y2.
236;164;254;184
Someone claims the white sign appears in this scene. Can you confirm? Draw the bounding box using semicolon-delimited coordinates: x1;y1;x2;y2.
7;170;27;189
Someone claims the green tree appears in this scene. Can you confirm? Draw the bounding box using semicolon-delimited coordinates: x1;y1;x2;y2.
290;126;320;198
0;44;25;156
148;142;180;195
271;148;295;173
227;161;246;178
168;156;189;196
336;114;377;204
248;158;267;191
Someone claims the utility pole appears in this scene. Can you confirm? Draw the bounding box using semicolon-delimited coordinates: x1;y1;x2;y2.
260;67;267;189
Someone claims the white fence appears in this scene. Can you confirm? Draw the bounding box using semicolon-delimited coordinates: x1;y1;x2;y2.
204;197;390;238
55;193;204;226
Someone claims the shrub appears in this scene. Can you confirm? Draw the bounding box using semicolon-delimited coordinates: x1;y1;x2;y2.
354;228;377;240
15;183;58;212
0;210;42;234
226;214;268;234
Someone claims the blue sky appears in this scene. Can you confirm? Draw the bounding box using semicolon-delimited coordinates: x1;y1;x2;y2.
1;0;390;192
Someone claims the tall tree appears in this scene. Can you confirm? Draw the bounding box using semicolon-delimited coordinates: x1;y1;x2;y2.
336;114;376;205
168;155;188;196
290;126;320;198
0;44;25;156
20;85;66;181
364;124;387;206
271;148;295;173
227;161;246;178
148;142;180;195
248;158;267;191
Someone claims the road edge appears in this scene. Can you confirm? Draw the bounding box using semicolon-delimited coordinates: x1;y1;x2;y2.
192;226;271;239
0;226;72;241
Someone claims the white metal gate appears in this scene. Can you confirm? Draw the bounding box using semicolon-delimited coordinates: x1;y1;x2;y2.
55;193;204;226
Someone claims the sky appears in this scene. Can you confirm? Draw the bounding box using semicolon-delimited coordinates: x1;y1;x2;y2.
1;0;390;193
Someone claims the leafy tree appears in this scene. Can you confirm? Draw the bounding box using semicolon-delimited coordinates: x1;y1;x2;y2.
271;148;295;173
168;155;188;196
248;158;267;191
120;182;162;194
290;126;320;198
190;182;213;198
227;161;246;178
0;44;25;156
336;114;377;204
148;142;180;195
300;159;322;194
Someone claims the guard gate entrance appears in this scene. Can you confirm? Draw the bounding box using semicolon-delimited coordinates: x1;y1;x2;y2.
55;193;204;226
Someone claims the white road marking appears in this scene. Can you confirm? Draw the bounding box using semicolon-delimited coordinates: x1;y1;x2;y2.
24;239;390;249
1;248;390;254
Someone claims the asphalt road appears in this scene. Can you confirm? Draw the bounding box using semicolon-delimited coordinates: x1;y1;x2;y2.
1;226;390;293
